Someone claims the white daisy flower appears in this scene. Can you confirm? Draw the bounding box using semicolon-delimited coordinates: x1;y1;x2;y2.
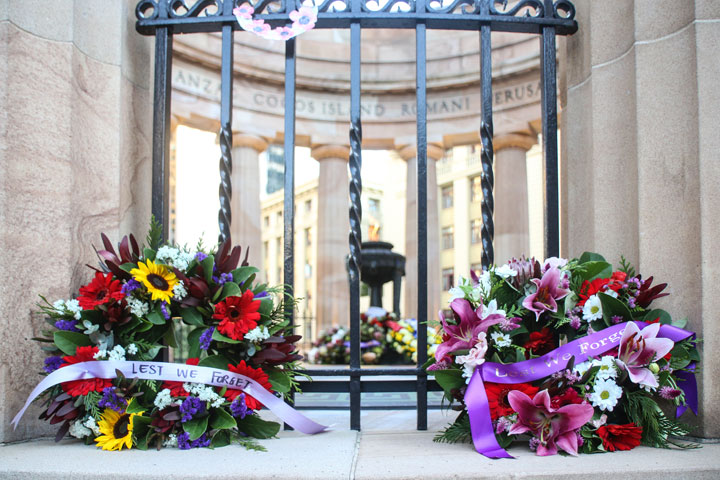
582;295;603;322
594;356;618;380
590;378;623;411
490;331;512;348
574;360;593;376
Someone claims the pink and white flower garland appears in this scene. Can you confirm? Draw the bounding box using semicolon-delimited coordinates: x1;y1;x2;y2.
233;3;318;41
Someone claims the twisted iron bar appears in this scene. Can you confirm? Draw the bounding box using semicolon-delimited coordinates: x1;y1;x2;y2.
348;122;363;282
480;119;494;269
218;125;233;243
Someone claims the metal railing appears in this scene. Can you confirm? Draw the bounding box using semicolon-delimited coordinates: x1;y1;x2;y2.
135;0;578;431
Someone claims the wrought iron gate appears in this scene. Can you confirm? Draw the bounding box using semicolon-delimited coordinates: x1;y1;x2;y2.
135;0;578;431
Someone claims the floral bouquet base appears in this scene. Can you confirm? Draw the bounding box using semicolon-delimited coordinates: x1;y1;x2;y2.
429;253;699;458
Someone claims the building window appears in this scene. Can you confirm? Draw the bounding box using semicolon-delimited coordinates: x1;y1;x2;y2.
305;199;312;213
263;215;270;228
276;237;282;257
263;241;269;260
305;228;312;247
276;211;283;224
470;219;482;244
441;185;453;209
442;268;454;291
471;176;482;203
442;226;454;250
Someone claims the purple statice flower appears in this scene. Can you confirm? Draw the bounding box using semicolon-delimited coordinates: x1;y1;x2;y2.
564;371;581;383
212;272;233;285
628;297;637;308
569;315;582;330
43;356;63;373
178;432;211;450
98;387;127;413
528;437;540;451
199;327;214;351
230;393;249;419
161;303;171;320
121;279;141;295
194;252;208;262
54;319;80;332
659;386;682;400
611;315;623;325
179;397;206;423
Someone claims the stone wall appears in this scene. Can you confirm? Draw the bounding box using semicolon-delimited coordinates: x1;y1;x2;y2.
561;0;720;437
0;0;152;442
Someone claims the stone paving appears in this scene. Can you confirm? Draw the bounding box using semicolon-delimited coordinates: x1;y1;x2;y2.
2;409;720;479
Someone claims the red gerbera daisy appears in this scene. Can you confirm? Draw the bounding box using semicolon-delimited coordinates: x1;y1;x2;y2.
213;291;262;341
523;327;555;357
577;271;627;307
223;360;273;410
551;388;584;409
60;346;112;397
597;423;643;452
484;382;539;420
161;358;200;397
78;272;125;310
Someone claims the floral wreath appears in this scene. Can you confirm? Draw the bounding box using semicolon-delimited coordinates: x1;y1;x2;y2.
15;219;326;451
234;3;318;41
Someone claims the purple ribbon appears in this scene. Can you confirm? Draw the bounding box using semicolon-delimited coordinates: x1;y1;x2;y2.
13;360;328;435
465;321;696;459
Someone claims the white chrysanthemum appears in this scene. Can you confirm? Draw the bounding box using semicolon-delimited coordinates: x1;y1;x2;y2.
127;343;138;355
594;356;618;380
154;388;174;410
173;281;188;300
93;349;107;360
245;326;270;343
128;297;150;317
69;419;92;438
590;378;623;411
490;331;512;348
574;360;593;376
83;416;101;436
482;299;506;319
582;295;603;321
494;264;518;279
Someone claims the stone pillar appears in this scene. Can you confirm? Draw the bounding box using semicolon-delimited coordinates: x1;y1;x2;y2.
493;133;535;265
401;144;444;321
313;145;351;332
562;0;719;437
230;134;267;268
0;1;153;442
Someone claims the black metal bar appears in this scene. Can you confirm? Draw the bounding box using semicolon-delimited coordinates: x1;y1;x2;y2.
151;25;172;241
347;0;363;432
283;37;297;429
296;379;443;393
540;22;560;258
216;6;234;244
415;0;428;431
479;1;494;269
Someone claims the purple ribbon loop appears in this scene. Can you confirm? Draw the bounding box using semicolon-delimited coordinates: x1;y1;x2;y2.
464;321;696;459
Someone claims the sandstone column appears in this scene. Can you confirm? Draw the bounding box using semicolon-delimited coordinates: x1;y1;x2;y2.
313;145;351;332
230;134;267;268
493;133;535;265
401;144;444;322
562;0;719;437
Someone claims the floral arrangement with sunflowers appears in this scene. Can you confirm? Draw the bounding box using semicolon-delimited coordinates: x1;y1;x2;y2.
28;220;305;451
428;253;699;458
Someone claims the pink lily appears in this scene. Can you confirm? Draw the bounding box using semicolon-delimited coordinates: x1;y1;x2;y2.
434;299;504;362
522;267;570;320
616;322;674;388
508;389;594;456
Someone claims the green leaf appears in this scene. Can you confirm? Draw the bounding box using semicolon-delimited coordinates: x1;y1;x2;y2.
219;282;241;301
147;308;165;325
599;292;633;325
515;349;526;363
119;262;136;273
671;316;688;329
266;369;292;394
125;398;145;414
198;355;233;370
53;331;91;356
143;247;156;262
181;308;206;327
432;369;465;394
211;429;232;448
236;415;280;439
183;415;209;441
643;309;672;325
201;255;215;284
210;408;237;430
187;327;205;359
231;266;259;286
578;252;607;264
258;297;273;317
163;325;179;349
212;329;243;344
576;261;613;282
132;415;152;450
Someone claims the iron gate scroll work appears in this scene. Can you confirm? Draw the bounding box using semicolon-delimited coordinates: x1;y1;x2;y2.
135;0;578;431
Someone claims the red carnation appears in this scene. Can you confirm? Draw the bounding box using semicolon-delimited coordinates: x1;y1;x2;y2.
78;272;125;310
60;346;112;397
577;271;626;307
524;327;555;356
484;382;539;420
213;291;262;341
224;360;273;410
551;388;584;409
161;358;200;397
597;423;643;452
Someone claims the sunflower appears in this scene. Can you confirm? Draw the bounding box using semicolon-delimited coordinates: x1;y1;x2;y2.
130;259;178;303
94;408;144;451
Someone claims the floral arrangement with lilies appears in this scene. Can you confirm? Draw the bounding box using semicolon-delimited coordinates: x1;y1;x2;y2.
25;221;313;451
428;253;699;458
